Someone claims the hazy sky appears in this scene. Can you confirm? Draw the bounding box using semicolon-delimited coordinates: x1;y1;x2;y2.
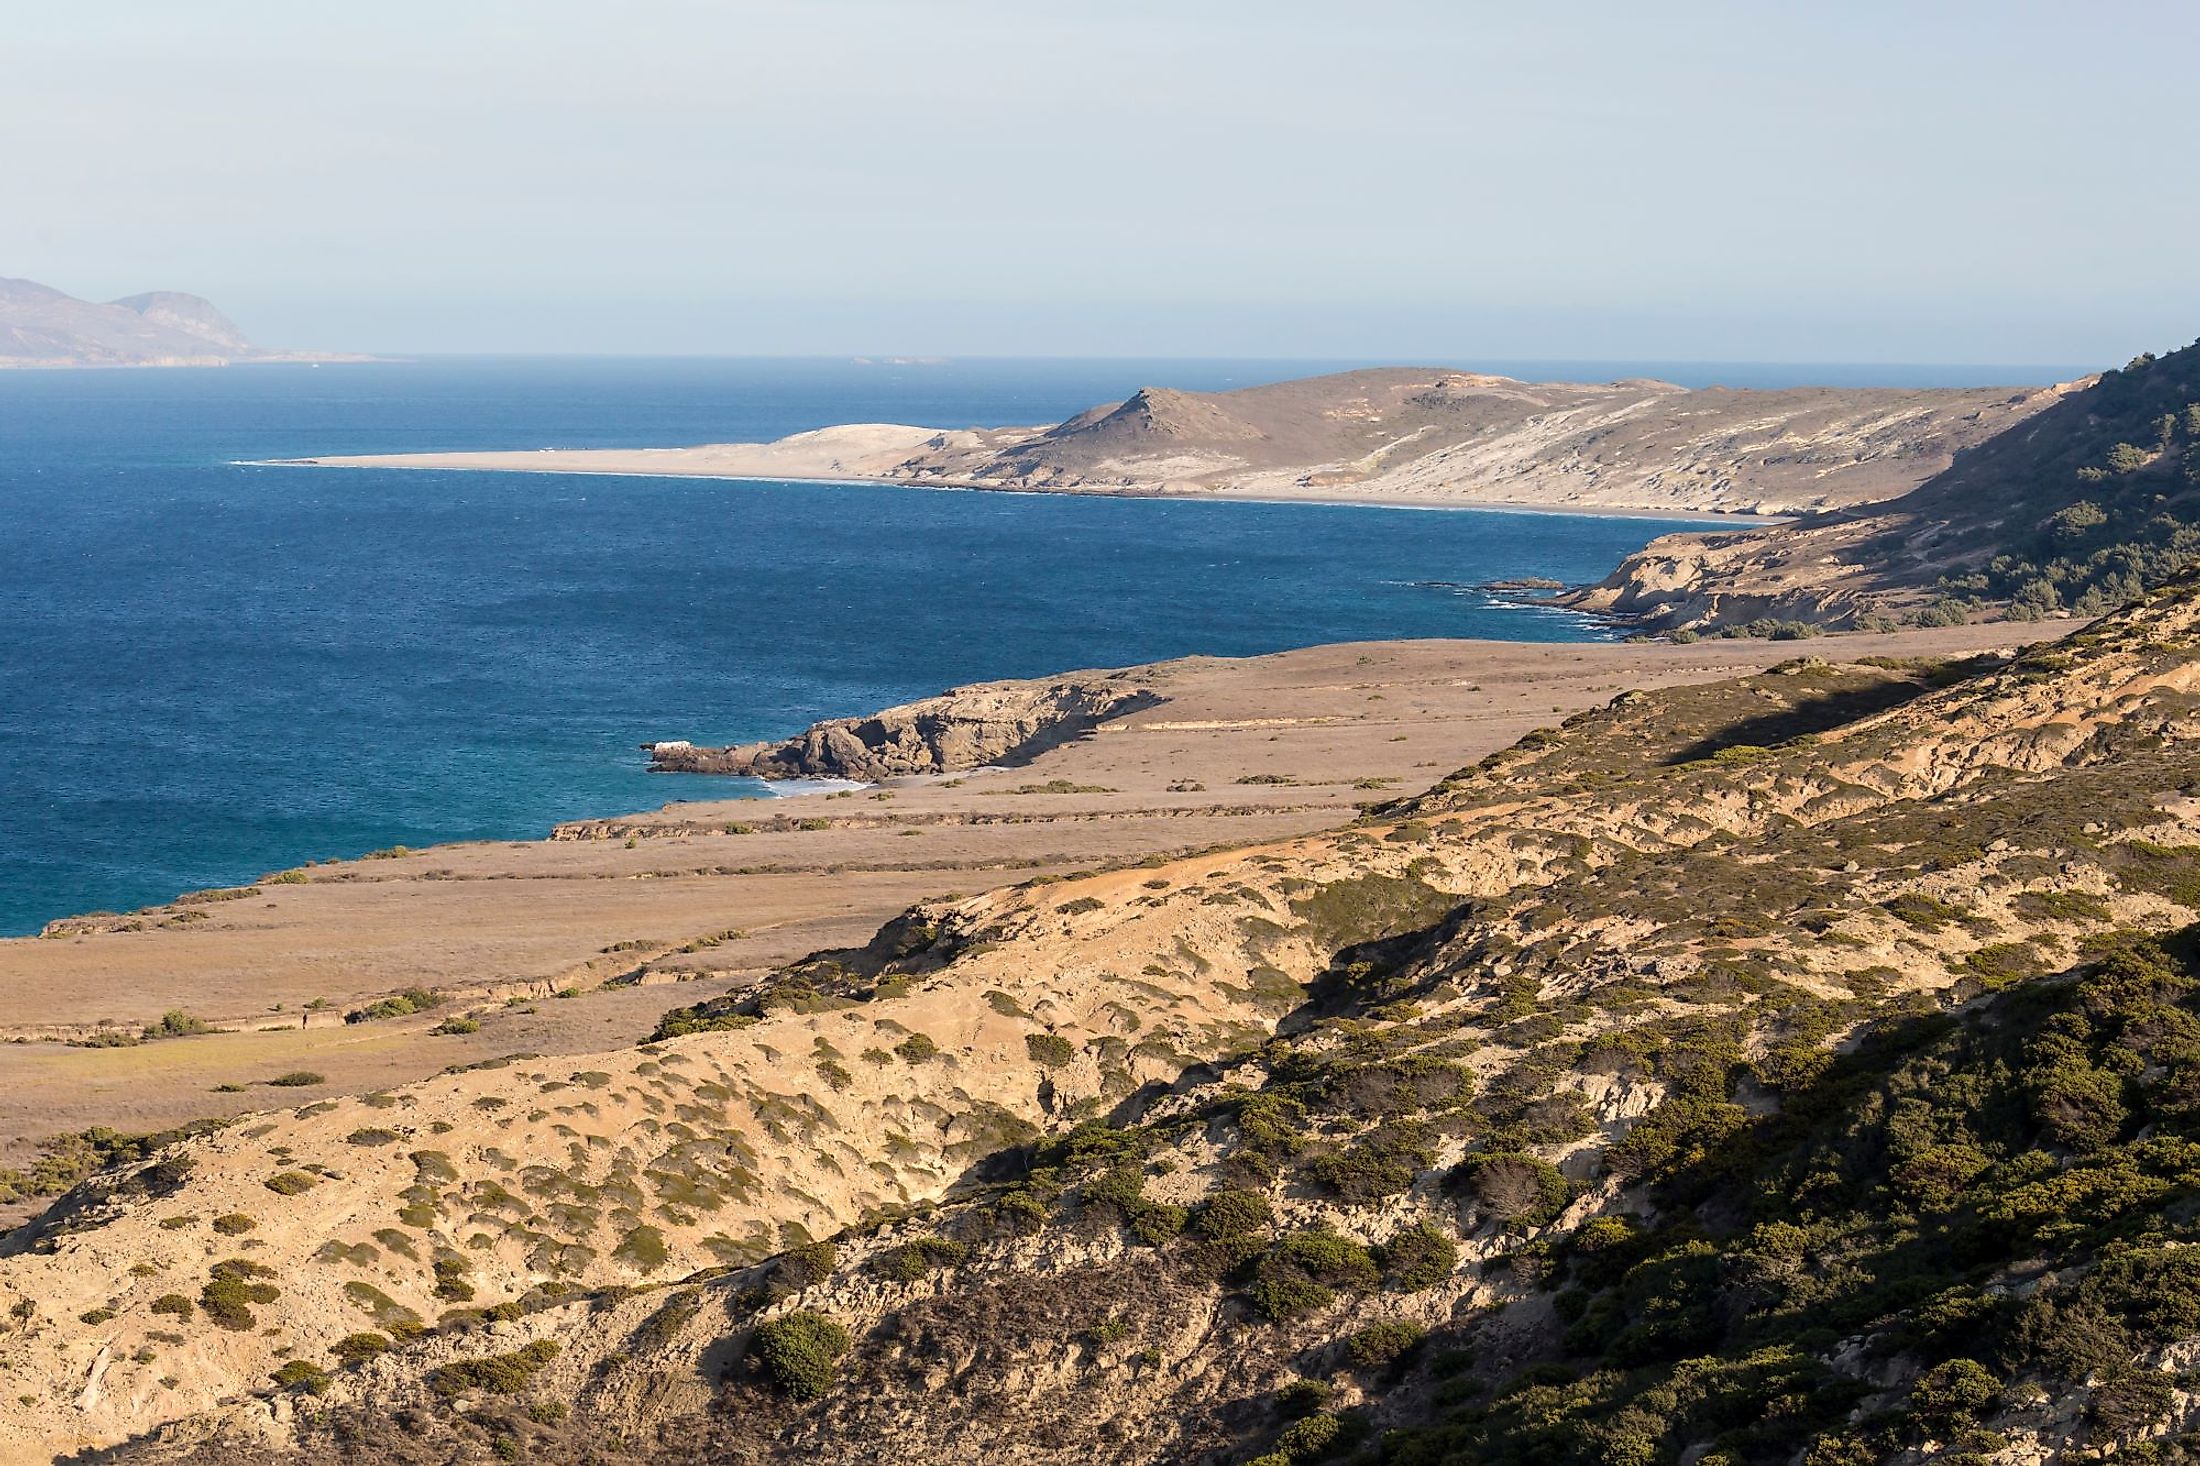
4;1;2194;363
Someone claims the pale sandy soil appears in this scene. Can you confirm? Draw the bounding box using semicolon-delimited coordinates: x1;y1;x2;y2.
260;442;1764;517
0;623;2025;1211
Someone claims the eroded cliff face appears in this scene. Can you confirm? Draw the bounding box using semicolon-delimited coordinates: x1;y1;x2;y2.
21;578;2200;1464
643;674;1162;780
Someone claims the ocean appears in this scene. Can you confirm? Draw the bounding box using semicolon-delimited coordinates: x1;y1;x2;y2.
0;356;2061;936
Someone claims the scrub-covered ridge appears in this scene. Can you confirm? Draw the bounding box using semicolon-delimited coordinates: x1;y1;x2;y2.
16;569;2200;1463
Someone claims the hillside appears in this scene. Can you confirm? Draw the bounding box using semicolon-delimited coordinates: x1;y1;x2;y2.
12;570;2200;1462
0;278;321;368
281;368;2070;517
1574;339;2200;632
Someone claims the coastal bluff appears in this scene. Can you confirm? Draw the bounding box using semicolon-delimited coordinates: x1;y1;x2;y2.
645;672;1161;780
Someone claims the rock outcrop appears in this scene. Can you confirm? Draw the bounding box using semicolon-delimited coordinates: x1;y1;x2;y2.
645;673;1161;780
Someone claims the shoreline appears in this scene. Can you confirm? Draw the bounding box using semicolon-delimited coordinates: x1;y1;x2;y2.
248;455;1785;525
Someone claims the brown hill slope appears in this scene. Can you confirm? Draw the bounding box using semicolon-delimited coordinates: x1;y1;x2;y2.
22;576;2200;1463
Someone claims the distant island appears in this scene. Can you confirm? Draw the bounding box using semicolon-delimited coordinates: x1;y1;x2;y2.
278;366;2075;518
0;276;360;368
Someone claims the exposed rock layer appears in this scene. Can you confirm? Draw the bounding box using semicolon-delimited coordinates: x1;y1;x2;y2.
646;674;1162;780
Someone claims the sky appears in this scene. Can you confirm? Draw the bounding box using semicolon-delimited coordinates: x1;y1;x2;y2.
2;1;2195;364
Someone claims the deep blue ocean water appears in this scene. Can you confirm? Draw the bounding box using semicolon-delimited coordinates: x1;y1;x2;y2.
0;356;2071;935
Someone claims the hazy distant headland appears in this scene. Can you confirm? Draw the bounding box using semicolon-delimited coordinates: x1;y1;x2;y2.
0;276;362;368
281;365;2073;518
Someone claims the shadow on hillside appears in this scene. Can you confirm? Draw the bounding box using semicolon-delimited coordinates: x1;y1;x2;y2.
1662;658;1998;766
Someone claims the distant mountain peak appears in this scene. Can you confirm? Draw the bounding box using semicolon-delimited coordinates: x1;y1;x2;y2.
0;276;285;367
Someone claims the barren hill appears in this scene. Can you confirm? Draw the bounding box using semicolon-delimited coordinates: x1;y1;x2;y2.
17;572;2200;1463
0;278;334;368
282;367;2069;516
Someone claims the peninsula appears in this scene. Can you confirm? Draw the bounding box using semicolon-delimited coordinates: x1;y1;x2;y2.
275;366;2071;517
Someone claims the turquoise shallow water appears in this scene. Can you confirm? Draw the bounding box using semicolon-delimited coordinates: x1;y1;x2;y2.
0;355;1822;935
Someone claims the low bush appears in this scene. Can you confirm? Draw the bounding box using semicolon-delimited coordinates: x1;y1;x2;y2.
772;1240;838;1295
1025;1033;1076;1066
750;1310;851;1400
330;1332;391;1365
271;1359;330;1394
1453;1151;1571;1229
345;987;444;1024
201;1259;279;1330
1345;1319;1426;1370
881;1236;969;1283
1376;1221;1458;1290
427;1339;560;1399
1250;1230;1378;1321
1192;1189;1274;1240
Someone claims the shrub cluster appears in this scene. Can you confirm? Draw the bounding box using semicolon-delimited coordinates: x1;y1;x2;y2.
749;1310;851;1400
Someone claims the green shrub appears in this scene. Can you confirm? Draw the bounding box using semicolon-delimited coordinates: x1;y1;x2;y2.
1025;1033;1076;1066
895;1032;940;1063
1081;1163;1185;1245
1908;1357;1999;1420
211;1212;255;1235
1273;1411;1347;1461
144;1010;211;1040
1376;1221;1458;1290
772;1240;838;1294
428;1339;560;1399
345;987;444;1023
431;1017;481;1036
433;1254;475;1302
271;1359;330;1394
264;1170;318;1195
149;1293;193;1319
1250;1230;1379;1320
1306;1123;1433;1202
346;1128;400;1146
1192;1189;1273;1240
2090;1366;2176;1441
1276;1378;1332;1418
882;1236;970;1282
750;1310;852;1400
1345;1319;1426;1370
1453;1152;1570;1228
201;1260;279;1330
613;1225;669;1272
330;1332;391;1365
